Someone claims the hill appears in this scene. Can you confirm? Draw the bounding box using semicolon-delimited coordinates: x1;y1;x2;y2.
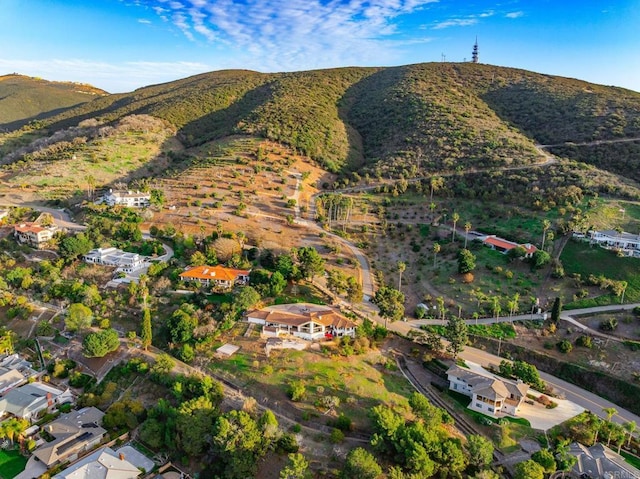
3;63;640;182
0;74;107;129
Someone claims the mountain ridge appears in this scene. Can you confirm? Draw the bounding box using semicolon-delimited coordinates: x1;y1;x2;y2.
3;63;640;181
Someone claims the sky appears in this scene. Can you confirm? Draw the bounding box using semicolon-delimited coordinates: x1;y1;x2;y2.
1;0;639;93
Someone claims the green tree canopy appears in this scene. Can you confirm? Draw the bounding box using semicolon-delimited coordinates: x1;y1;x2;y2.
466;434;494;471
279;453;311;479
341;447;382;479
445;316;468;358
82;328;120;357
457;248;476;274
372;286;405;325
65;303;93;332
514;459;545;479
295;246;325;280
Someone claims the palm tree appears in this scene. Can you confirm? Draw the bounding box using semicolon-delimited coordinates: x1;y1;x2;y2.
625;420;637;447
603;407;618;422
432;243;441;268
491;296;502;319
429;202;437;221
451;212;460;243
429;176;444;203
464;222;472;249
85;174;96;200
397;261;406;291
541;219;551;251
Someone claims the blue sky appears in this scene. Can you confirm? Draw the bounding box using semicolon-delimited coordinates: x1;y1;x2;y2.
1;0;638;93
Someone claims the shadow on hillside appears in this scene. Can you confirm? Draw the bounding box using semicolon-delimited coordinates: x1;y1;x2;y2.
178;80;276;147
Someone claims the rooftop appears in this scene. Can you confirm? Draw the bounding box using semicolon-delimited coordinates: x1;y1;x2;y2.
179;265;250;282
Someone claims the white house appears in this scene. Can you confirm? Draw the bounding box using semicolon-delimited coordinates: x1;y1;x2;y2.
0;382;72;421
446;365;529;418
84;247;147;273
0;354;36;394
589;229;640;257
52;446;142;479
104;189;151;208
14;222;58;249
247;303;357;341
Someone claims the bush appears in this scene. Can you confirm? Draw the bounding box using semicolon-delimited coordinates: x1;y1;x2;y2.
288;380;306;401
276;433;299;453
600;318;618;332
576;335;593;348
330;428;345;443
557;340;573;354
329;413;353;432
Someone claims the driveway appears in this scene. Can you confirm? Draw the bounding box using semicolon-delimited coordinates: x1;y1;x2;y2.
13;454;47;479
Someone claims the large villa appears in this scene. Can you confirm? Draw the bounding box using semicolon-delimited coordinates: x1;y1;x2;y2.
247;303;357;341
447;365;529;418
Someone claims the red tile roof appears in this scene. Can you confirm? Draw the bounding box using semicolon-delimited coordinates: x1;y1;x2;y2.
14;222;47;234
483;236;518;250
179;265;250;282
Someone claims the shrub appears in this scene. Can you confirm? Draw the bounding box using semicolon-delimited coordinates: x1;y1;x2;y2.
576;335;593;348
329;428;345;443
600;318;618;332
288;380;306;401
557;340;573;354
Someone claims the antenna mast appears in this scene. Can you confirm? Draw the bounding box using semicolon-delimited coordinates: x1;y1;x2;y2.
472;37;479;63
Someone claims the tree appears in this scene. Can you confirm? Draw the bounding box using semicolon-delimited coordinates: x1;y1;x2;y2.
296;247;325;281
541;219;551;251
432;242;441;268
210;410;263;479
429;176;444;203
346;276;363;303
491;296;501;319
270;271;287;296
451;212;460;242
177;395;217;457
83;328;120;357
0;417;28;445
625;420;637;447
141;307;152;350
152;353;175;376
466;434;494;471
59;233;93;260
327;269;348;296
189;251;208;266
457;249;476;274
603;407;618;423
532;250;551;268
464;221;472;249
531;449;557;474
233;286;261;312
445;316;468;359
65;303;93;332
341;447;382;479
150;189;165;207
397;261;406;291
551;297;562;323
372;286;405;327
280;453;311;479
514;459;545;479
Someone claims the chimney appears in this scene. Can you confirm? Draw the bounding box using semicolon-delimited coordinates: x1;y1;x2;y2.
47;392;53;407
119;453;125;461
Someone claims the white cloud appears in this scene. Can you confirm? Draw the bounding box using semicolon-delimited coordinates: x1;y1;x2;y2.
505;11;524;19
138;19;152;24
137;0;439;71
431;18;478;29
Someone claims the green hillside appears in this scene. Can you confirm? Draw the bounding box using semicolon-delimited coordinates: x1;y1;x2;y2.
4;63;640;180
0;74;106;128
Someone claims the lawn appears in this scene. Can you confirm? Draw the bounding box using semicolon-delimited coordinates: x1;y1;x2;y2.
0;449;27;479
560;240;640;306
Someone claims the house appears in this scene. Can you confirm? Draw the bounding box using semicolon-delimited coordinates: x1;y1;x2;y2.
52;446;142;479
34;407;106;467
446;365;529;418
179;265;250;291
104;189;150;208
247;303;357;341
14;222;58;248
568;442;640;478
84;247;147;273
0;382;72;421
589;229;640;257
0;354;37;394
482;235;537;258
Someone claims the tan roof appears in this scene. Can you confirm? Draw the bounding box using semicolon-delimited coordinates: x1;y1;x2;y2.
53;446;140;479
180;265;250;282
251;303;356;329
15;222;47;234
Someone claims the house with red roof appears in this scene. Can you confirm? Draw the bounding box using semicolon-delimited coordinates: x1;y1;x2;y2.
14;222;58;249
482;235;537;258
179;265;250;291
